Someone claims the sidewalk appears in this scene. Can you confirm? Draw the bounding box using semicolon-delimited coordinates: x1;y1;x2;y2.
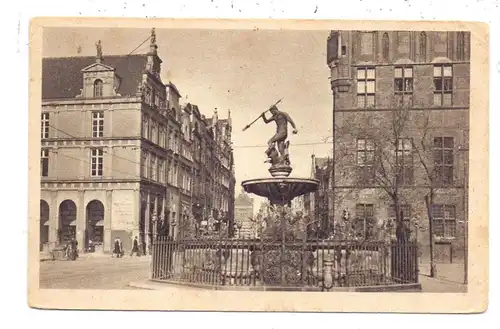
39;251;152;261
418;274;467;293
419;262;466;283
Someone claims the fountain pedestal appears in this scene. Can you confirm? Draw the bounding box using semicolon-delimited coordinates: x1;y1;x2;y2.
242;162;319;287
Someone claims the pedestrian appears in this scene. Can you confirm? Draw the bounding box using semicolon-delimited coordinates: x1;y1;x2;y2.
130;236;140;257
113;237;122;258
69;237;78;261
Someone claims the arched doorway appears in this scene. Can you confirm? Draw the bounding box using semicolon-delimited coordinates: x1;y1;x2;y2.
59;200;77;244
40;200;49;251
86;200;104;252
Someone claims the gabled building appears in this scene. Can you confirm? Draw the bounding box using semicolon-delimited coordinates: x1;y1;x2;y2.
40;28;235;254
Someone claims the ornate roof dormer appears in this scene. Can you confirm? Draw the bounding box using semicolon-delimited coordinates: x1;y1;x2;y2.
77;40;122;98
146;28;163;79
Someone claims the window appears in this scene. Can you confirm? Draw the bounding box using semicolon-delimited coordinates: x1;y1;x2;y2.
356;138;375;184
92;111;104;138
394;67;413;93
41;113;49;139
433;137;454;185
382;32;390;60
357;138;375;166
159;127;165;148
457;32;466;60
145;87;151;105
151;155;157;181
432;204;457;238
419;32;427;61
396;138;414;185
93;79;103;97
90;148;104;177
389;204;411;220
395;67;413;107
142;151;149;178
355;204;375;240
151;88;156;107
433;65;453;106
159;159;165;183
356;68;375;108
142;116;149;139
41;149;49;177
151;122;157;144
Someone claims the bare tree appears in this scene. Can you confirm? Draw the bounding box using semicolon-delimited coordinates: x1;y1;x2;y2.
335;108;418;242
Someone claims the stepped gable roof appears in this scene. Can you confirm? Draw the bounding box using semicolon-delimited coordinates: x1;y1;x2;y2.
42;54;148;100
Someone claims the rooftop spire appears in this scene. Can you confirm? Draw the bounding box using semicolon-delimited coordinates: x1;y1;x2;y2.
95;40;103;63
150;28;158;54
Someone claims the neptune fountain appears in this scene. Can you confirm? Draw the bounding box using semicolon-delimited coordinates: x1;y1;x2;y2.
241;101;320;286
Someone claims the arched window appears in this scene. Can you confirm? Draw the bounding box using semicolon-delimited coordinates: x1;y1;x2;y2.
419;32;427;61
93;79;103;97
382;32;390;61
457;32;465;60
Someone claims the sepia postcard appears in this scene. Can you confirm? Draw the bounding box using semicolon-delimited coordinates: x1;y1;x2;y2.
28;18;489;313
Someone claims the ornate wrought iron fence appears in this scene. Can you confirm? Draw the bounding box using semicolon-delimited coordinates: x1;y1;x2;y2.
151;236;419;290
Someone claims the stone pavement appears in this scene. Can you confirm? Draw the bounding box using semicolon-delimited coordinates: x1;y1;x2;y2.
39;254;151;289
418;274;467;293
419;262;467;283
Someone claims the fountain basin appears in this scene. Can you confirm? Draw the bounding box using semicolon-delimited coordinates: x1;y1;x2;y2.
241;177;319;205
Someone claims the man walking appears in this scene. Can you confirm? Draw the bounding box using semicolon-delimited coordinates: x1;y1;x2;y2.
130;236;140;257
113;237;123;258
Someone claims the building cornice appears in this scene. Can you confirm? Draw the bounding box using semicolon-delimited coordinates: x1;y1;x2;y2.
42;96;142;106
334;106;469;113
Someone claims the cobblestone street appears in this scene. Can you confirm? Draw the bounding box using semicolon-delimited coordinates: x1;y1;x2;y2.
39;255;151;290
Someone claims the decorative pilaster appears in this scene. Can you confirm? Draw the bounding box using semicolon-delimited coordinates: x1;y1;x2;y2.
104;190;112;253
76;192;86;251
144;192;150;254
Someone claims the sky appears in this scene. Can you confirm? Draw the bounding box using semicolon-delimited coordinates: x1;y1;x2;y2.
43;27;334;210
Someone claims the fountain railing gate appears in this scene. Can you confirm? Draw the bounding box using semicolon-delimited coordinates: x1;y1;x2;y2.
151;235;419;291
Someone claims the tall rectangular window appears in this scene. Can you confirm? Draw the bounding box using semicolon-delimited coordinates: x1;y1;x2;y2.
142;151;149;178
151;154;157;181
395;67;413;107
151;122;157;144
396;138;414;185
433;65;453;106
159;159;165;183
356;67;375;108
90;148;104;177
92;111;104;138
355;204;375;239
41;149;49;177
432;204;457;238
356;138;375;184
433;137;454;185
142;116;149;139
41;113;49;139
159;127;165;148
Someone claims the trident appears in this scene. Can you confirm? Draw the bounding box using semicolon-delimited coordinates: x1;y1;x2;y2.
242;98;283;132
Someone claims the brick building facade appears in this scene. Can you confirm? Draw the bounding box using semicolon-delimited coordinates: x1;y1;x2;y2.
40;29;235;254
309;30;469;258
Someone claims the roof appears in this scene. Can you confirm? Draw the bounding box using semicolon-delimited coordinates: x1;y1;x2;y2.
42;54;148;100
235;193;254;206
166;81;181;97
